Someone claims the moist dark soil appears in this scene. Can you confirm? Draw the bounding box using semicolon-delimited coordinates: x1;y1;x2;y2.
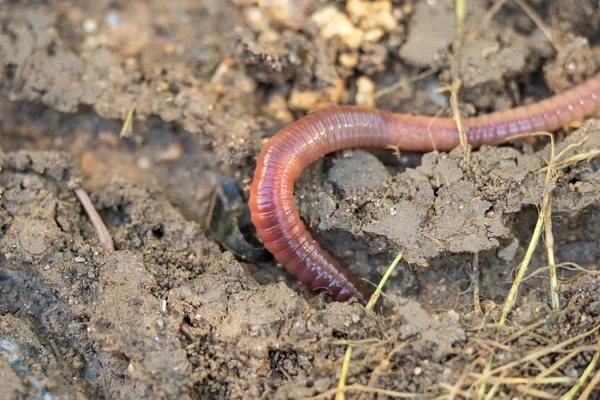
0;1;599;399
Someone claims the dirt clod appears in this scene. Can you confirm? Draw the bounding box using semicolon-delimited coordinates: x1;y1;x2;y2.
398;0;455;67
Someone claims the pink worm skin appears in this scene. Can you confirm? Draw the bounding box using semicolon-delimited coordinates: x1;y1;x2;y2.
249;73;600;305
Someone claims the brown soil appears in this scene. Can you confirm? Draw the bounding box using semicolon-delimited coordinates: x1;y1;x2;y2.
0;1;599;399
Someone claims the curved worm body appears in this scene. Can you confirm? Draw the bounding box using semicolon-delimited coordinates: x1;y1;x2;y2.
249;73;600;305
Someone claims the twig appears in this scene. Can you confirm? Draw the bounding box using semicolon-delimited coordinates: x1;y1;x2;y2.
560;339;600;400
309;384;425;400
578;366;600;400
476;323;600;383
483;370;506;400
450;0;471;177
454;0;467;48
374;69;437;99
366;252;403;310
499;134;556;326
474;338;514;353
467;374;575;385
501;312;560;344
449;79;471;176
359;340;410;400
524;262;600;280
516;385;561;399
120;100;137;138
543;195;560;309
531;348;587;387
512;0;559;51
540;148;600;172
476;353;495;398
69;179;115;253
499;204;545;325
472;252;482;314
329;337;392;347
466;0;508;42
335;252;403;400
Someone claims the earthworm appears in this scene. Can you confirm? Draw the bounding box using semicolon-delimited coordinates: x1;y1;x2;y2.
249;73;600;305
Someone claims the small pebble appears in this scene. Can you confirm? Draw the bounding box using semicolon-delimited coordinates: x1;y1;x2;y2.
446;310;459;322
497;238;519;262
156;140;185;162
311;6;363;49
83;18;98;33
339;52;359;68
355;76;375;107
105;11;121;28
83;354;102;380
137;156;151;170
127;362;135;374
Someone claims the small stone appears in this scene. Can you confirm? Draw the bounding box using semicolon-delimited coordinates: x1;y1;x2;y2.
497;238;519;262
446;310;460;322
243;7;268;31
83;18;98;33
312;6;363;49
288;79;344;111
105;11;121;28
258;0;313;30
347;0;397;31
137;157;151;170
156;140;184;163
267;93;293;123
127;363;135;374
339;52;359;69
355;76;375;107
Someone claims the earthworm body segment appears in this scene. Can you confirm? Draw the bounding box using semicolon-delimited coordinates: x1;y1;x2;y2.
249;73;600;305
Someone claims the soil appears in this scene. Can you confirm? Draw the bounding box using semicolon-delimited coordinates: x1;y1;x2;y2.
0;0;599;399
